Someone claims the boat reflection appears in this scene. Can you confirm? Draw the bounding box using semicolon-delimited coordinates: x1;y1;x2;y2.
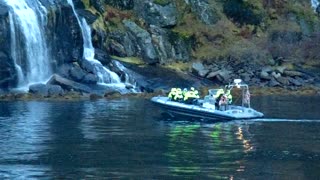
165;121;256;178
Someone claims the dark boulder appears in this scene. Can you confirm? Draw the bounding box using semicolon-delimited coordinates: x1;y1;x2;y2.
288;77;303;86
81;60;96;74
269;78;281;87
260;70;271;80
192;62;209;77
47;74;92;93
94;48;111;65
70;65;87;82
48;85;64;96
29;83;64;97
57;63;99;84
82;73;99;84
29;83;48;96
276;76;290;86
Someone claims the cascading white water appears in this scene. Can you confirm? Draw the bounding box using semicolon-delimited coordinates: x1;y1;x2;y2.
311;0;319;11
5;0;52;87
67;0;122;84
81;19;121;83
9;13;24;86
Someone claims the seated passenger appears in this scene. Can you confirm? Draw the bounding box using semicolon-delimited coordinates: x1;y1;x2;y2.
174;88;183;101
183;87;200;104
168;88;177;100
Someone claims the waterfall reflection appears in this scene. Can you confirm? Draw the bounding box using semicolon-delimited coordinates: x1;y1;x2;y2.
0;101;51;178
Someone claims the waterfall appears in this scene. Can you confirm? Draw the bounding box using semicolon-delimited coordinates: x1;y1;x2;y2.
67;0;122;85
5;0;52;88
9;13;24;86
311;0;319;11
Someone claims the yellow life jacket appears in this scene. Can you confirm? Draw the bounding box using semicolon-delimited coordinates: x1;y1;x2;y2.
213;89;224;99
225;90;232;104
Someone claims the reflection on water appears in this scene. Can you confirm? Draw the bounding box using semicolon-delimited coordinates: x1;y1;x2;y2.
0;96;319;179
0;101;51;178
165;123;255;179
166;124;201;176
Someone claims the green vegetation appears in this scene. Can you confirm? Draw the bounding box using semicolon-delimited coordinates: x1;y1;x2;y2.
81;0;90;9
91;0;320;67
153;0;170;6
111;56;145;65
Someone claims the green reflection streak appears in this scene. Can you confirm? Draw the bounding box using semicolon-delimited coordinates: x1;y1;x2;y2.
165;123;252;178
166;124;201;176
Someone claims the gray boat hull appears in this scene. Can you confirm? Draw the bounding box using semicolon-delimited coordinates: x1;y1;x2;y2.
151;96;264;121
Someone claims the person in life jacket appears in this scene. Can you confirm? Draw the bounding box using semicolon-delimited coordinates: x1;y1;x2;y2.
213;89;224;99
214;89;225;109
168;88;177;100
183;87;200;104
225;89;232;104
190;87;200;99
174;88;183;101
218;94;228;111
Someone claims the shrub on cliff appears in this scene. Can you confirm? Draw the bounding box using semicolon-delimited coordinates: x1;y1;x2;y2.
223;0;266;26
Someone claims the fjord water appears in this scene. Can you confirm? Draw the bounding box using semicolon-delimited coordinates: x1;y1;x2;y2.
0;96;319;179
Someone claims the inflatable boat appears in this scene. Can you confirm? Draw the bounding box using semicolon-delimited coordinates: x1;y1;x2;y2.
151;79;264;121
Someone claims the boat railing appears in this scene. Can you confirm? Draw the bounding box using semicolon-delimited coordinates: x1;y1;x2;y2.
225;79;251;108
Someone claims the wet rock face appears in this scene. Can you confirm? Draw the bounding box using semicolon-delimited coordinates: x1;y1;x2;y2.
106;25;192;64
0;52;17;89
0;5;17;89
107;31;137;57
105;0;134;10
186;0;220;25
123;20;158;64
46;2;83;66
150;26;191;63
135;1;177;27
90;0;105;13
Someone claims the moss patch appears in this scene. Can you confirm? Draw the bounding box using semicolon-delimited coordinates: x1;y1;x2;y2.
153;0;170;6
111;56;145;65
81;0;90;9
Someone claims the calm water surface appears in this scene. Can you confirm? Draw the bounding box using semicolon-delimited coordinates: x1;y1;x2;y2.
0;96;319;179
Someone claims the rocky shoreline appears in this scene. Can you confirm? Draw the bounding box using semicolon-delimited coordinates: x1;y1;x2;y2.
0;83;319;102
